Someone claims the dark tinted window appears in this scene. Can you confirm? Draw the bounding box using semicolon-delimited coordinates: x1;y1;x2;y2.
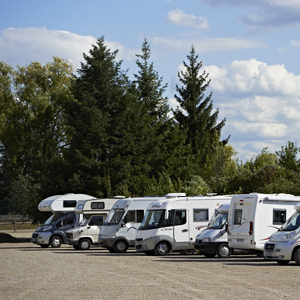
234;209;242;225
89;216;104;226
63;200;77;208
91;202;105;209
273;209;286;225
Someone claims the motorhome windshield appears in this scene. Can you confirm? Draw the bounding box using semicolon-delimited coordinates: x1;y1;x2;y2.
43;213;64;226
207;213;228;229
280;212;300;232
79;215;91;227
104;209;124;225
139;209;175;230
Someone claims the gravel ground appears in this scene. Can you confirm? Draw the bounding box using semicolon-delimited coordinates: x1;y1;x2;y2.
1;231;300;300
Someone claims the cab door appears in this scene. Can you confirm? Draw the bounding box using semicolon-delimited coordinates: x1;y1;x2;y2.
173;210;189;247
85;215;105;242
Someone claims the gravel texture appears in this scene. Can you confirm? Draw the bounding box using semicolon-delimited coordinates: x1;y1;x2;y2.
1;231;300;300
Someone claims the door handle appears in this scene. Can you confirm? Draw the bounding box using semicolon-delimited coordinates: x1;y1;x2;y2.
182;229;188;232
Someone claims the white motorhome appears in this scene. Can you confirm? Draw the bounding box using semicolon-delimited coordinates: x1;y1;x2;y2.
31;193;96;248
264;202;300;265
66;197;123;250
135;195;231;256
194;202;231;258
228;193;300;254
98;194;185;253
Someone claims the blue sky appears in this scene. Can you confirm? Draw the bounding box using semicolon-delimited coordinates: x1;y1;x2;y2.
1;0;300;162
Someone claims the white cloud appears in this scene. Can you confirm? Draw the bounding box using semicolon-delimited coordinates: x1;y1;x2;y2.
0;27;136;70
201;58;300;160
166;9;209;29
153;37;265;53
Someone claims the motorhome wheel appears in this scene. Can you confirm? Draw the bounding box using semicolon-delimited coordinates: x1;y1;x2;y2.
154;242;170;256
50;236;62;248
293;248;300;266
78;239;91;250
217;243;231;258
113;240;128;253
40;244;49;248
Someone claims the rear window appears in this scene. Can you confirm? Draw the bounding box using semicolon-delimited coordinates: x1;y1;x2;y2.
234;209;243;225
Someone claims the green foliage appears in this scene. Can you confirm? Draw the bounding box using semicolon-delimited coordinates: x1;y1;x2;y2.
173;46;229;168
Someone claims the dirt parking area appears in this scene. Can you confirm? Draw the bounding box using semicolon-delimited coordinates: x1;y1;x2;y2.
1;238;300;300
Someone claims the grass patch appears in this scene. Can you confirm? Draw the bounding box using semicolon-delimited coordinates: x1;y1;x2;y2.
0;223;37;231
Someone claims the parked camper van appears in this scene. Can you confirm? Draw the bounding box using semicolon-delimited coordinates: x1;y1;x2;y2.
135;195;231;256
66;197;124;250
98;194;185;253
194;202;231;258
264;202;300;265
31;193;96;248
228;193;300;254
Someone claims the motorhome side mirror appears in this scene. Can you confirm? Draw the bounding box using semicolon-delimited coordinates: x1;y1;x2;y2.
165;210;169;220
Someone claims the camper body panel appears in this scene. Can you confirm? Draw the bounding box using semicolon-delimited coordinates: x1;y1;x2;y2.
66;198;120;249
264;203;300;264
228;193;300;253
99;196;169;252
32;194;95;248
135;196;231;255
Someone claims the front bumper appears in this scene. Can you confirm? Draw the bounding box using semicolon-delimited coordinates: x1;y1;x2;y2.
264;242;293;261
194;241;219;255
31;231;52;245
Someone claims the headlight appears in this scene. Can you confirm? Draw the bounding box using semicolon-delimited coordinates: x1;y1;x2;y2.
281;231;296;240
42;225;52;231
202;237;211;243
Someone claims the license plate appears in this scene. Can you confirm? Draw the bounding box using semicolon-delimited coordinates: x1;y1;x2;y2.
237;238;244;242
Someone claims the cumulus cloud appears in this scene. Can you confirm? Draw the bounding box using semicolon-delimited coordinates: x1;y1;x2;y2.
166;9;209;29
0;27;136;70
202;59;300;159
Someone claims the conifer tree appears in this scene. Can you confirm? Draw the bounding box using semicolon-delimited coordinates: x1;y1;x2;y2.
173;46;228;167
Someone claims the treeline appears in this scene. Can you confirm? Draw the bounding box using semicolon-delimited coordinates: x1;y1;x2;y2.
1;37;300;221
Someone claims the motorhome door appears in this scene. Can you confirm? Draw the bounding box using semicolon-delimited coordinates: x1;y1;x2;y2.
173;210;189;247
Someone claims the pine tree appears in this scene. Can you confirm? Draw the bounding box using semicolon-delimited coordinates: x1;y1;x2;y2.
173;46;229;167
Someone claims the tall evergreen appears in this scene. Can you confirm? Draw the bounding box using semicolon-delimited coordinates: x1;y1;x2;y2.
173;46;228;167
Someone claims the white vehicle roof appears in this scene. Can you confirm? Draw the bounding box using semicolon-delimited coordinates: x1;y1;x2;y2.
295;202;300;213
217;202;231;213
148;195;232;210
75;196;125;214
38;193;96;212
231;193;300;203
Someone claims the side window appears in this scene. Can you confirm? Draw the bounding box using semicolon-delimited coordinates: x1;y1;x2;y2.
63;200;77;208
89;216;104;226
162;210;175;227
125;210;135;223
174;210;186;226
194;209;209;221
136;210;144;223
234;209;242;225
273;209;286;225
65;213;74;226
91;202;105;209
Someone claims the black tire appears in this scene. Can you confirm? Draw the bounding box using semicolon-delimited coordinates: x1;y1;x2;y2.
217;243;231;258
276;260;289;265
144;250;155;256
50;236;62;248
154;242;170;256
40;244;49;248
73;245;79;250
78;239;91;250
113;240;128;253
294;248;300;266
107;247;116;253
204;253;215;258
